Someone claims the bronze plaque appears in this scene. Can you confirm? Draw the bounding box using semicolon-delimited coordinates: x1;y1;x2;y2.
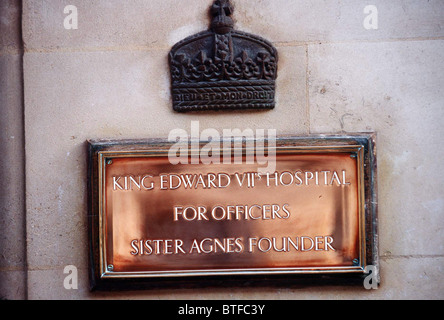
88;135;378;290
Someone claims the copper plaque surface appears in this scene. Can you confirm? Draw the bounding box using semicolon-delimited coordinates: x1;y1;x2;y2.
88;136;377;289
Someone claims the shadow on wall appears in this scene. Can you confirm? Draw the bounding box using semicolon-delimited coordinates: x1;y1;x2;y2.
0;0;27;300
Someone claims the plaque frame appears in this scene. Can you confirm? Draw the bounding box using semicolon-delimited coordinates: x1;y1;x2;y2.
87;134;378;291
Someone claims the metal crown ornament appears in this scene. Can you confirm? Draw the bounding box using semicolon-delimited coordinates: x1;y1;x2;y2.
169;0;278;112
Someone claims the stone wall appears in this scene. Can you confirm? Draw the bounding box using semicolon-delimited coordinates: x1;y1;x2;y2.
1;0;443;299
0;0;26;300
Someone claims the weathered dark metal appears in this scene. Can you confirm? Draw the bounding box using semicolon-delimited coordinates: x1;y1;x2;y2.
169;0;278;112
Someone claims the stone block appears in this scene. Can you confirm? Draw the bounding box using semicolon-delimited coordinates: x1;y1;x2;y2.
22;0;444;51
0;0;22;51
26;256;444;299
308;40;444;257
23;0;209;51
236;0;444;44
0;271;27;300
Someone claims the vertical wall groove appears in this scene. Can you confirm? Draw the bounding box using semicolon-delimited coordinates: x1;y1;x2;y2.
0;0;27;300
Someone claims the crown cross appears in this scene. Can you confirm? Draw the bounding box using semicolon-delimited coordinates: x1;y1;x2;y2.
211;0;234;34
